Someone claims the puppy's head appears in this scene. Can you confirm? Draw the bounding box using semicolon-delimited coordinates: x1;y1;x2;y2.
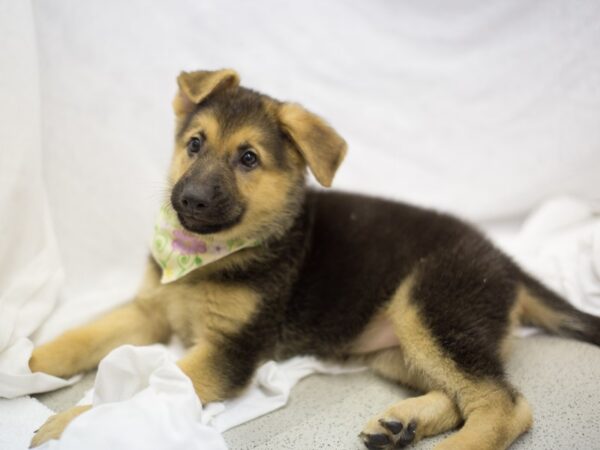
168;69;347;240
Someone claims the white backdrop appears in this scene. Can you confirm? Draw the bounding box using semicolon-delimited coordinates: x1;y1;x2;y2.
1;0;600;447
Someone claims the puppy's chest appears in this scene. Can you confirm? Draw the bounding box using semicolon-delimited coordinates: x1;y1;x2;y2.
162;281;260;346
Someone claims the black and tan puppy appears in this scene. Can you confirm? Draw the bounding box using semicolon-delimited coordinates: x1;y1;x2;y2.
30;69;600;449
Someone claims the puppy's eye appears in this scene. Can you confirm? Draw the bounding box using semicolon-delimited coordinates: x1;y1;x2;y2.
187;136;204;156
240;149;259;169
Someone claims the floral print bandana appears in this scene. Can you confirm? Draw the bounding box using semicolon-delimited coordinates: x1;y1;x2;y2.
150;205;260;283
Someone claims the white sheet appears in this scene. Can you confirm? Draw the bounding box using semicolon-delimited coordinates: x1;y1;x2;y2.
500;197;600;317
0;0;70;398
1;0;600;448
34;345;364;450
0;396;54;450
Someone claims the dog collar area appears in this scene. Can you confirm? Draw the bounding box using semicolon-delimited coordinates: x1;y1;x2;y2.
150;205;260;283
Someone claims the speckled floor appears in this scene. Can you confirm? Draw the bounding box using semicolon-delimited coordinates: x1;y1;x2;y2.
36;336;600;449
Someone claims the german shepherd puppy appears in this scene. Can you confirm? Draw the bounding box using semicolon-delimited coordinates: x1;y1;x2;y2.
30;69;600;449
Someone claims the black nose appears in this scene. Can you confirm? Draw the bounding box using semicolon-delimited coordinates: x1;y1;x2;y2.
179;184;214;213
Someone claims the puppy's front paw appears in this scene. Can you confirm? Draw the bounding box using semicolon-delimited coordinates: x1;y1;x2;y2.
29;346;60;376
29;339;83;378
30;405;91;448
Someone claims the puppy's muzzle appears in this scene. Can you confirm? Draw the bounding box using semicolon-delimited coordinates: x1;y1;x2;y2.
171;178;244;234
179;183;214;213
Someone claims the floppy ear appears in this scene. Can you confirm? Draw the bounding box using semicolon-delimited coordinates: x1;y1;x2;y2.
172;69;240;116
278;103;347;187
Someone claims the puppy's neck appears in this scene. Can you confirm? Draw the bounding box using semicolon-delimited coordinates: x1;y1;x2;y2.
151;204;262;283
175;190;312;282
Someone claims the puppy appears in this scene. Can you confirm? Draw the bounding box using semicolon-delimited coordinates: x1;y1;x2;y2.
30;69;600;449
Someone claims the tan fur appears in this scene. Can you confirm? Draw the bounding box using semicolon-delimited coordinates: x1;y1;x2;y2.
177;342;230;403
500;296;524;361
138;262;262;401
368;275;533;450
434;394;533;450
234;167;303;241
143;279;261;346
30;405;92;448
223;126;274;160
178;112;221;146
361;391;461;446
278;102;347;187
169;112;221;184
173;69;239;116
362;347;427;392
516;283;584;334
29;302;170;378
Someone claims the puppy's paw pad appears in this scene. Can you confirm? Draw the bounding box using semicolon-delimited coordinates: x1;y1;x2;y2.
359;420;417;450
379;419;403;435
395;420;417;447
359;431;392;449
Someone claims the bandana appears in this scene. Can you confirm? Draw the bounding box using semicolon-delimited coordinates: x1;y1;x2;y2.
150;205;260;283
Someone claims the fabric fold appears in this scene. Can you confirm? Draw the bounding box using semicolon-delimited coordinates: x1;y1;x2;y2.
36;345;363;450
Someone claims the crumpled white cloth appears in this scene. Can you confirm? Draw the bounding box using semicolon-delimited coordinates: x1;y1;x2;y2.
35;345;364;450
0;396;53;450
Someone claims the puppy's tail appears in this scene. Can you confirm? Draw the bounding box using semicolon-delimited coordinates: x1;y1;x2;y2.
517;270;600;346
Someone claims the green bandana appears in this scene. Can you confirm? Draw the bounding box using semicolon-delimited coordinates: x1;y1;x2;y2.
150;205;260;283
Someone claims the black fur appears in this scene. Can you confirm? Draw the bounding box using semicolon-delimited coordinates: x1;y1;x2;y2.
171;78;599;399
198;190;542;386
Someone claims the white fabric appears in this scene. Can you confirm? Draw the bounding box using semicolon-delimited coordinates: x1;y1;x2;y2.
0;0;70;398
36;345;364;450
1;0;600;448
0;396;54;449
501;197;600;317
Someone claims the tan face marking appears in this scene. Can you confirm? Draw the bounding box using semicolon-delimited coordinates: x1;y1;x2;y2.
169;107;306;241
169;112;221;184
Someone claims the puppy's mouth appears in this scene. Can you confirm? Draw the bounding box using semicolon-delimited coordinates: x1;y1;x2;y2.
176;211;244;235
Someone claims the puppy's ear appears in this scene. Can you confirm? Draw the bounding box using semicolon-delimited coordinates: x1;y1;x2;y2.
278;103;347;187
172;69;240;116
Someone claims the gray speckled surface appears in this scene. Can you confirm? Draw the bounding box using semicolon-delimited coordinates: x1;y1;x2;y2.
223;336;600;450
35;371;96;412
36;336;600;449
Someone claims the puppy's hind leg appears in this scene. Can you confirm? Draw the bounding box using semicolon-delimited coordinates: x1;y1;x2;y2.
360;348;462;449
361;388;462;449
383;263;532;450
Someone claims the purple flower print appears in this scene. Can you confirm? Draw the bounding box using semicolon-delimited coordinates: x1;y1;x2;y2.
171;230;207;254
